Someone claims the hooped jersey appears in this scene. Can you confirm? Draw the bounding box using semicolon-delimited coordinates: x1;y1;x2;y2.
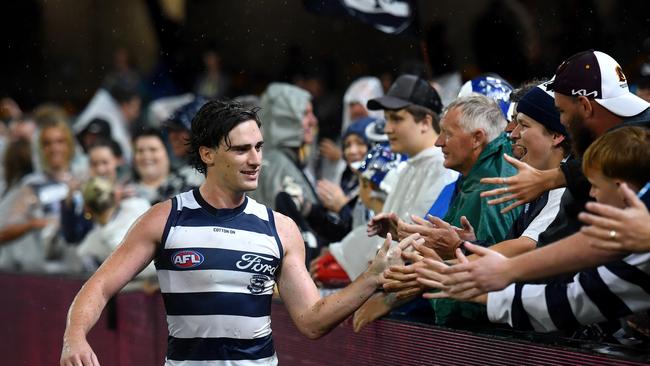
155;189;283;365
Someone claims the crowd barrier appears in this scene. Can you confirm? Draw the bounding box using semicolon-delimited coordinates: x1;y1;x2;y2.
1;272;647;365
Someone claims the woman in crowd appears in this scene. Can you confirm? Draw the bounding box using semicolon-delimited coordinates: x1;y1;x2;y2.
60;138;125;244
0;116;78;272
318;76;384;183
0;138;42;244
1;138;34;198
129;127;193;204
303;117;376;243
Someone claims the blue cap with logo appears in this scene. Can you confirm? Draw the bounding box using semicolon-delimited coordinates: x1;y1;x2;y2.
357;144;405;189
458;75;514;118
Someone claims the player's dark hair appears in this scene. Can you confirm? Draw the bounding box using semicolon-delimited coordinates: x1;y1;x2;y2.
188;99;261;175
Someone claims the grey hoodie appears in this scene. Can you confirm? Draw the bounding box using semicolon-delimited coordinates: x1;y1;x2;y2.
249;83;318;208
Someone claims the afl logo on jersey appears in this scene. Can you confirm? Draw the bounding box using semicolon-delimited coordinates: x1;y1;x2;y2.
172;250;204;268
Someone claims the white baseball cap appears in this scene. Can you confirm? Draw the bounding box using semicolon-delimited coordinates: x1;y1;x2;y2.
547;50;650;117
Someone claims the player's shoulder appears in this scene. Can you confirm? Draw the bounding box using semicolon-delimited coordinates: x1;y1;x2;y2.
131;199;173;232
270;210;302;251
149;199;173;218
270;209;294;227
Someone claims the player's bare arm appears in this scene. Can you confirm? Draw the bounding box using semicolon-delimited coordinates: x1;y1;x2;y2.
274;211;398;339
60;201;171;366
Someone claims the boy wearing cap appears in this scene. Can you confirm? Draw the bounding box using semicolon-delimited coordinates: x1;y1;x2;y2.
352;75;459;328
326;74;457;282
365;74;458;241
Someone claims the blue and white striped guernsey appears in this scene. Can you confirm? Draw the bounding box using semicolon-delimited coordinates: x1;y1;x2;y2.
155;189;283;366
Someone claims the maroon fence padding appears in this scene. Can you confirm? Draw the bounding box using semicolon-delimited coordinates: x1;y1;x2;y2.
0;272;646;365
0;272;168;366
272;303;646;366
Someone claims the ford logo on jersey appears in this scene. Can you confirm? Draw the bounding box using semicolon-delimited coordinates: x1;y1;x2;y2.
172;250;204;268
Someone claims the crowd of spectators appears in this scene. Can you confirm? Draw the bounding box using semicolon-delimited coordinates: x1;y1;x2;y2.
2;46;650;351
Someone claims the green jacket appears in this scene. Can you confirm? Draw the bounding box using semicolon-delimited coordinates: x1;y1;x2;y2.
432;133;522;325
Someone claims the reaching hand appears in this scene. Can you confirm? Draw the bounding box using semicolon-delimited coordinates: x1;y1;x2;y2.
366;233;393;280
480;154;556;213
61;335;100;366
382;260;423;298
411;240;444;262
415;258;454;298
353;292;395;333
440;242;512;298
579;183;650;253
382;263;425;300
382;239;442;298
367;212;399;238
319;138;342;162
415;246;486;304
453;216;477;242
316;180;349;212
29;217;51;230
355;236;426;333
378;234;424;292
397;215;463;260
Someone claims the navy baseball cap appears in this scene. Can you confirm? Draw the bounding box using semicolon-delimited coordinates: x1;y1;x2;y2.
367;74;442;114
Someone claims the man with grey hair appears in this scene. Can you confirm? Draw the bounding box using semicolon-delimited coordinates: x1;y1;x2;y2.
401;94;522;325
432;94;521;248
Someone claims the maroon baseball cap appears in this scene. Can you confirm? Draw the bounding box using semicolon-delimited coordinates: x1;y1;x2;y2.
367;74;442;114
547;50;649;117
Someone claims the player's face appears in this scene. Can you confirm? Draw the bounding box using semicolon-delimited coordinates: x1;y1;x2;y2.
214;120;263;192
